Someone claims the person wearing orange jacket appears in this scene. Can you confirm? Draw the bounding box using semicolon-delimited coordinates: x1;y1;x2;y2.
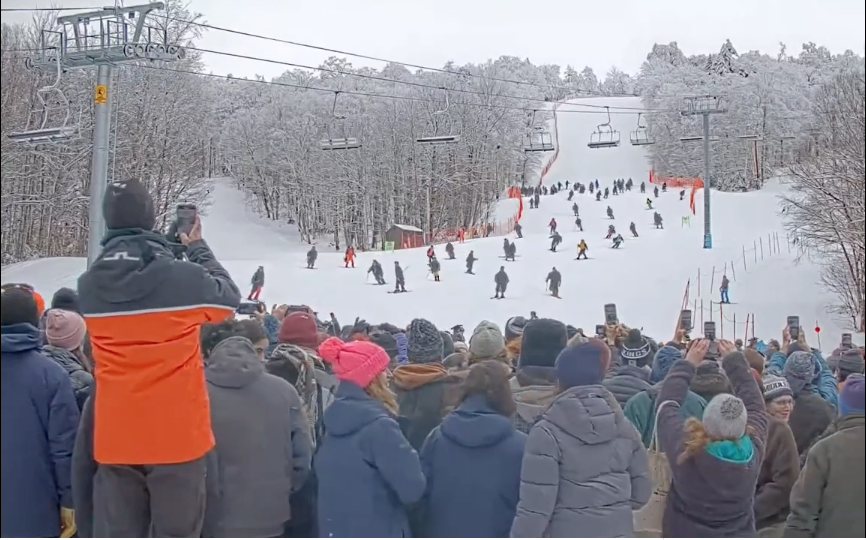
345;245;356;268
76;178;240;537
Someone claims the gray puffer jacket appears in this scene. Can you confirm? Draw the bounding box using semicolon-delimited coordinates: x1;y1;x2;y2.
603;364;652;408
41;344;94;410
511;385;652;538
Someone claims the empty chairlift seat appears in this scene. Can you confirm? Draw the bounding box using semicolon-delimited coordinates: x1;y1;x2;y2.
629;112;654;146
587;106;621;149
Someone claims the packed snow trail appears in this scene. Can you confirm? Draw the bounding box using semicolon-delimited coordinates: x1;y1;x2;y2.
0;97;854;347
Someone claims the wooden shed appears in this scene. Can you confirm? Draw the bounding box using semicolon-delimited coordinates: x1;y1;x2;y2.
385;223;425;249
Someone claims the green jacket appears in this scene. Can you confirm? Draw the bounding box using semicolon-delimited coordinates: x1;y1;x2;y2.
624;383;707;448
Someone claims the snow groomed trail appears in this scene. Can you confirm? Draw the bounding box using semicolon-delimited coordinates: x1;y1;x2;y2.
0;97;850;346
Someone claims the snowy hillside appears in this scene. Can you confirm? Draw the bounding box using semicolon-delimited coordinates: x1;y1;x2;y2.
1;97;853;349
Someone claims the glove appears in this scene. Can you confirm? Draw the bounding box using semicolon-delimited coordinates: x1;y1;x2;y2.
60;507;76;538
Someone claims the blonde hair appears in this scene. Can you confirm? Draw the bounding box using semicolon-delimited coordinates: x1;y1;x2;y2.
505;337;522;362
678;417;756;464
365;371;398;416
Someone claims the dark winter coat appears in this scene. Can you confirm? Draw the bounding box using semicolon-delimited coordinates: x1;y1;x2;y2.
306;247;317;262
202;337;313;538
545;269;561;287
251;267;265;287
495;270;509;286
429;259;441;273
41;344;95;410
1;323;80;538
316;382;426;538
510;385;651;537
395;264;405;283
71;395;97;538
788;391;834;461
419;395;526;538
392;364;462;451
623;383;706;448
603;364;652;408
784;414;865;538
656;355;768;538
754;416;800;529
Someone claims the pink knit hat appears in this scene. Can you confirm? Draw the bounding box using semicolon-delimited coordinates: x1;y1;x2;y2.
318;336;390;388
44;309;87;351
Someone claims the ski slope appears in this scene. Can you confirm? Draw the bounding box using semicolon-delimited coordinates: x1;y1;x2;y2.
1;97;855;349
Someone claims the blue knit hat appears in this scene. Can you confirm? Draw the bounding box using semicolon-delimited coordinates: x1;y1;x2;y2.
783;351;817;395
555;339;611;389
839;374;865;417
651;345;683;383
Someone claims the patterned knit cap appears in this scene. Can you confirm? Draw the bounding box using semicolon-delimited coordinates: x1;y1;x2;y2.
703;393;748;440
407;318;444;364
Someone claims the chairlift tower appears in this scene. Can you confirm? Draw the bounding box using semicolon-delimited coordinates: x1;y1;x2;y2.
9;3;184;267
680;96;727;249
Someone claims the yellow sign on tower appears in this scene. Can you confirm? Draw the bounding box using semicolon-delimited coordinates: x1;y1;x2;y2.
94;84;108;104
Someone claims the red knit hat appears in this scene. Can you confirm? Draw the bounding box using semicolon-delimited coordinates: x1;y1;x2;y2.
278;312;318;349
318;337;390;388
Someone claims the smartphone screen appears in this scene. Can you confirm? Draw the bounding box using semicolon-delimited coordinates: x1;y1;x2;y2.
680;310;693;331
595;324;605;337
176;203;197;236
787;316;800;340
704;321;716;341
604;303;618;325
841;333;852;348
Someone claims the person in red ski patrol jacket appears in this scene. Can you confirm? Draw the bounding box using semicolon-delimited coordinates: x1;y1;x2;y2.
427;245;435;263
344;246;356;268
549;217;557;235
457;228;465;243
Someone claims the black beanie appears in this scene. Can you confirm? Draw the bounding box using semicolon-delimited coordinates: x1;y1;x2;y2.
103;178;156;231
621;328;653;367
50;287;80;313
0;287;40;327
369;330;399;361
518;318;568;369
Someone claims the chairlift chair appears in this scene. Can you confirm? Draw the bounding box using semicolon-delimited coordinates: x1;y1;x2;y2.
320;91;361;151
587;106;621;149
523;111;555;152
629;112;654;146
8;55;79;144
416;88;460;145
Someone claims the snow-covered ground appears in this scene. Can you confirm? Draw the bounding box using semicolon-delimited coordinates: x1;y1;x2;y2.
1;97;855;349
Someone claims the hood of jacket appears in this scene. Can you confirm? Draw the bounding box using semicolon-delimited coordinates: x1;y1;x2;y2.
392;362;448;391
205;337;264;389
541;385;624;444
0;323;42;354
512;383;558;424
85;229;177;305
440;394;514;448
690;362;732;401
610;363;652;382
41;344;87;374
322;381;391;437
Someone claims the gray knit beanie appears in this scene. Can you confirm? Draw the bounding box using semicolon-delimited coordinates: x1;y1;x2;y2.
762;374;793;403
702;393;748;440
469;320;506;359
783;351;816;394
407;318;444;364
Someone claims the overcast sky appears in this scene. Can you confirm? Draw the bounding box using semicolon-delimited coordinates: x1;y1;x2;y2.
3;0;864;80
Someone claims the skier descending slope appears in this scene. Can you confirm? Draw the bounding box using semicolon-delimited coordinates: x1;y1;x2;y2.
576;239;589;260
596;191;602;202
393;261;407;293
548;217;557;235
606;206;615;220
249;266;264;300
546;267;562;298
493;266;509;299
502;238;511;259
630;222;639;237
426;245;435;263
605;224;616;239
574;216;583;232
640;181;646;193
680;189;686;201
504;241;517;262
514;222;523;238
465;250;477;274
654;212;664;229
572;202;579;217
549;231;563;252
646;198;653;210
306;246;318;269
429;256;441;282
344;245;355;268
445;242;455;259
611;234;624;249
653;186;659;198
367;259;386;285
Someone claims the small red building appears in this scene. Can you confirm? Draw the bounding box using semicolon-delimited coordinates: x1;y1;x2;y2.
385;223;425;249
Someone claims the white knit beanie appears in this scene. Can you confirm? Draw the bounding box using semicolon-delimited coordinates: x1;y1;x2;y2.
702;393;748;440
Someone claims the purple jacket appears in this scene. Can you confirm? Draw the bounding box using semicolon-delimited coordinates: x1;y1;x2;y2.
657;353;768;537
